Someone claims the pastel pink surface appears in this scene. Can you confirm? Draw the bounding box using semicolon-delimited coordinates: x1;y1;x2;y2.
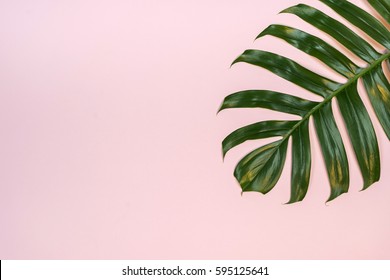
1;0;390;259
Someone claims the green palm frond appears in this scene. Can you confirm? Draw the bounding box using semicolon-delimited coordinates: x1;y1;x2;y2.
219;0;390;203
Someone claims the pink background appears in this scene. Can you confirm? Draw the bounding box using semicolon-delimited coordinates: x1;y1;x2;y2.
1;0;390;259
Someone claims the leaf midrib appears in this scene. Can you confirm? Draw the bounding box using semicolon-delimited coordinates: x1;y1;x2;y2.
242;51;390;186
279;50;390;146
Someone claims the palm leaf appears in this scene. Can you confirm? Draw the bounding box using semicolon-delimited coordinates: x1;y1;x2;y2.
219;0;390;203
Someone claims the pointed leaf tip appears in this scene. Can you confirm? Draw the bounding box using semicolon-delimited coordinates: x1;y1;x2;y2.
326;188;348;203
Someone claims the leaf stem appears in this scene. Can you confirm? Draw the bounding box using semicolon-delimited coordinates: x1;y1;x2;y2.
280;51;390;143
